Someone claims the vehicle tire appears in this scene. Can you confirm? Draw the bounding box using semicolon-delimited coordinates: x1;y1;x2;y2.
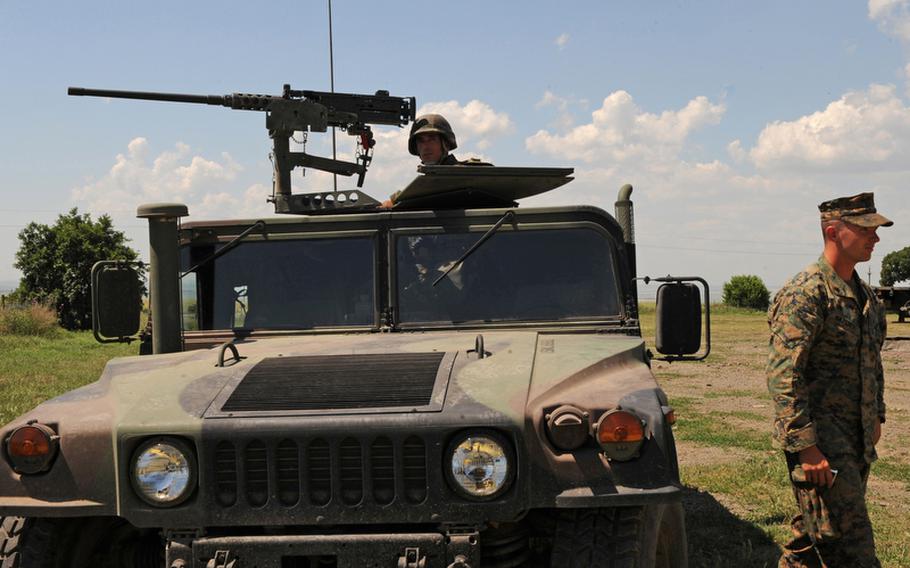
550;503;687;568
0;516;163;568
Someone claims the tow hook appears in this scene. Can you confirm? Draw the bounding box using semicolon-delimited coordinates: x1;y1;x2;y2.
206;550;237;568
397;547;426;568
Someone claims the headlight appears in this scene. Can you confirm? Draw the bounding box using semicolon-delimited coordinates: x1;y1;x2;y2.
130;438;196;507
446;431;514;500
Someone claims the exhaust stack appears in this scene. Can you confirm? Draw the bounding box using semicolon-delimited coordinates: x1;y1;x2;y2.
137;203;188;354
614;184;636;282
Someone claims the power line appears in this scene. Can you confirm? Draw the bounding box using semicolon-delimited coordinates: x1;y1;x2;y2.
637;243;816;256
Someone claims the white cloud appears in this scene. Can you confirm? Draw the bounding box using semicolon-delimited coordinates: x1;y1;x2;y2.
555;33;570;50
418;100;513;144
749;84;910;171
71;137;256;218
525;90;725;164
727;139;747;163
869;0;910;41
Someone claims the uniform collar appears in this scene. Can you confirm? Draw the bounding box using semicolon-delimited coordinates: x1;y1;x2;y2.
817;255;862;302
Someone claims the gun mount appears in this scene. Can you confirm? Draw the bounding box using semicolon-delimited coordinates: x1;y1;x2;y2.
68;85;416;214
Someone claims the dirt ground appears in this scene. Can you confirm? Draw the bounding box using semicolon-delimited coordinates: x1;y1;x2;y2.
649;312;910;566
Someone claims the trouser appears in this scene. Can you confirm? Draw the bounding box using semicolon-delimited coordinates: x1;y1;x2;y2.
778;452;880;568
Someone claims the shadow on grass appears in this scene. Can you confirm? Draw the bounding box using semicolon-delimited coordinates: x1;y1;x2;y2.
683;486;782;568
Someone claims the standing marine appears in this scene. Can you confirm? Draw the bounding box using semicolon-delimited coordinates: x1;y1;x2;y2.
767;192;892;567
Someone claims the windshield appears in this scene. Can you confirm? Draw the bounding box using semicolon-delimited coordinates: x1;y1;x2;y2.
396;228;621;324
183;237;375;330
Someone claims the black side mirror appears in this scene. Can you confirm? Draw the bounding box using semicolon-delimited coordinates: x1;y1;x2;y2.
91;261;142;343
647;276;711;361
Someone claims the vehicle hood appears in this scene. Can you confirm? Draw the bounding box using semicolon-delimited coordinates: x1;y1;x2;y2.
13;330;647;433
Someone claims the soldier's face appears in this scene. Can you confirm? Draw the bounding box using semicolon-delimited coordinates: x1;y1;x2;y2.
416;133;444;164
836;222;880;263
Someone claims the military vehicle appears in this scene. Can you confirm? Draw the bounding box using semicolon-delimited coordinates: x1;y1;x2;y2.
0;86;710;568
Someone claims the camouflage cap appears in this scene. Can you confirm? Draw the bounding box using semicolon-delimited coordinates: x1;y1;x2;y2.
818;192;893;227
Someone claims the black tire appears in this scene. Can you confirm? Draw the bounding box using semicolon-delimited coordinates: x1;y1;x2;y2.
550;504;687;568
0;516;163;568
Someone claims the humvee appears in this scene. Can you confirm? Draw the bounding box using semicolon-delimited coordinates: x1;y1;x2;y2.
0;87;709;568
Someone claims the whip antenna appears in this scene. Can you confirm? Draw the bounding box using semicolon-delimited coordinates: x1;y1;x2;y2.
328;0;338;193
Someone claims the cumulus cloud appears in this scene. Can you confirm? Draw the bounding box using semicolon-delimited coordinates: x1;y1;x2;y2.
555;33;570;50
869;0;910;41
749;84;910;171
70;137;269;219
418;100;513;145
525;90;725;163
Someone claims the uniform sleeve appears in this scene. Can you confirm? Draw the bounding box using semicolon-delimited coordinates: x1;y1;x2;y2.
766;285;825;453
877;306;887;423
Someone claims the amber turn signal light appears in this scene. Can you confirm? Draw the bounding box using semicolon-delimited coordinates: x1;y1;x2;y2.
5;422;59;474
595;409;645;461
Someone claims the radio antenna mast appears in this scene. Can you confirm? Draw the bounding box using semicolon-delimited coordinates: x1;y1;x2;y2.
328;0;338;192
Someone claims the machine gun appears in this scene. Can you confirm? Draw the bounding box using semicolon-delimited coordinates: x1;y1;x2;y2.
68;85;416;214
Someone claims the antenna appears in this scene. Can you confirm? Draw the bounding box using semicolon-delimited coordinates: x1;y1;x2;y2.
328;0;338;193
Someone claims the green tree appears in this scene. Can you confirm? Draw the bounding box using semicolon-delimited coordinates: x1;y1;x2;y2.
722;274;770;311
880;246;910;287
13;209;143;330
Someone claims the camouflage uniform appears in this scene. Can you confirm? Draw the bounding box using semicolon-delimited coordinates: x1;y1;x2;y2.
767;194;891;568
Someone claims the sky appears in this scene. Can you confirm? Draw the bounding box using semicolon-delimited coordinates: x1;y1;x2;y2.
1;1;909;296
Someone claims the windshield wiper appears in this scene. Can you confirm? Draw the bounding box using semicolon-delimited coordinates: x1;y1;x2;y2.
180;220;266;278
433;210;514;287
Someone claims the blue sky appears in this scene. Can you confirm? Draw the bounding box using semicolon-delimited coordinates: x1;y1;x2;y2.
2;1;909;293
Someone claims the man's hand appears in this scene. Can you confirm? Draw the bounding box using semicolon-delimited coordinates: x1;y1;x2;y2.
873;420;882;445
798;445;835;488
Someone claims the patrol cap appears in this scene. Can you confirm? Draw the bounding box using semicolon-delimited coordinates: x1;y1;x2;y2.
818;192;893;227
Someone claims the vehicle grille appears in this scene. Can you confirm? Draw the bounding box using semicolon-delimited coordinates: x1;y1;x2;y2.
211;436;428;508
221;353;445;412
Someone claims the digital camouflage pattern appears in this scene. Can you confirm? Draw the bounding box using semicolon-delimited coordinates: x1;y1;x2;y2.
780;457;877;567
767;256;886;463
768;255;886;567
817;192;893;228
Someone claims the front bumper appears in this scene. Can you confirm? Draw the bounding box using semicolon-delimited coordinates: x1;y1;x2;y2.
170;530;479;568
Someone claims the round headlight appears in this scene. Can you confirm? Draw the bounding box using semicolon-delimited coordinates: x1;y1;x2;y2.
131;438;196;507
446;432;514;500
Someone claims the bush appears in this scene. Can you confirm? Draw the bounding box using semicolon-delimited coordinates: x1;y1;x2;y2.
0;303;61;337
13;209;143;331
722;275;770;311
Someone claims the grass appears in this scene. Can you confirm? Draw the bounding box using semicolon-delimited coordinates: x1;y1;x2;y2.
640;303;910;567
0;331;135;425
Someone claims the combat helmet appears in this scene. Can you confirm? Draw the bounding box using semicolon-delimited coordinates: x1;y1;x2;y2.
408;114;457;156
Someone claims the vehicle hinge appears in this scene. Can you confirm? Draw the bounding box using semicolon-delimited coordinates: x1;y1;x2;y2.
397;546;426;568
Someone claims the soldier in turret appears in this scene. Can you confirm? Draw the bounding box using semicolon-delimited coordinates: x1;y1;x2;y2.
767;192;892;567
381;114;490;209
408;113;461;165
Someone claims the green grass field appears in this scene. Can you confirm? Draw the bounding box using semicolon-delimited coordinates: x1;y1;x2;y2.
1;307;908;566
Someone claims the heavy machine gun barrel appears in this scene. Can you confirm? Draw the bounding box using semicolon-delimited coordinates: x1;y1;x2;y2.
67;84;416;210
68;87;227;107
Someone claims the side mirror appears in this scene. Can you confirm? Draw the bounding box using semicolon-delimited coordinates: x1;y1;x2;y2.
91;261;142;343
647;276;711;361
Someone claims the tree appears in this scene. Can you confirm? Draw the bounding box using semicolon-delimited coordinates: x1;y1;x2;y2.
880;246;910;287
13;209;143;330
722;274;770;311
